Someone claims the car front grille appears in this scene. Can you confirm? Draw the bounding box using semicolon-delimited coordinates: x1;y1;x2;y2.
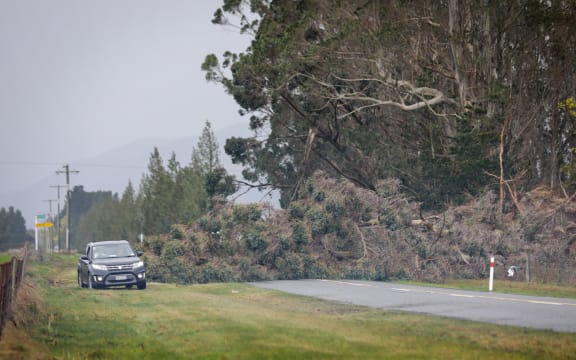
106;264;134;271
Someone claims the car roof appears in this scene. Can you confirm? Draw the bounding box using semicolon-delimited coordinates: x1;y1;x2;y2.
88;240;130;246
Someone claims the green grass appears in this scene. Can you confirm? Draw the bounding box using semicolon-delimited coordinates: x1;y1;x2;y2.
0;253;12;264
3;254;576;359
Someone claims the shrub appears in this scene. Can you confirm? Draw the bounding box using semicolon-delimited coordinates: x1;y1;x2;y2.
164;257;193;284
390;269;410;281
275;253;303;279
306;178;315;194
288;204;307;220
144;236;164;256
380;208;398;230
313;191;326;202
198;217;221;234
161;240;186;259
306;208;329;236
245;231;268;252
200;263;235;283
334;224;349;239
325;198;344;218
343;266;373;280
291;222;309;249
463;242;486;258
243;263;273;281
169;225;184;240
143;256;167;282
302;256;331;279
233;204;262;222
360;208;372;222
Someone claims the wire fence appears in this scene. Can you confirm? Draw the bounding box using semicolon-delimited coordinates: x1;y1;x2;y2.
0;244;29;339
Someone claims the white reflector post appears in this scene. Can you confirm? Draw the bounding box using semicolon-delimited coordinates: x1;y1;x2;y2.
489;256;495;292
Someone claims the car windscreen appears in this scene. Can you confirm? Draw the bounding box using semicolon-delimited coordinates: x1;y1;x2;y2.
92;244;135;259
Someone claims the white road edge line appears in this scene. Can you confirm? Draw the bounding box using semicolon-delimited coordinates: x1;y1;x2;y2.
450;294;475;298
389;286;576;307
319;279;373;287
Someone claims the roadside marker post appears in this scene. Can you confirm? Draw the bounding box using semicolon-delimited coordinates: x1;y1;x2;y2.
489;256;495;292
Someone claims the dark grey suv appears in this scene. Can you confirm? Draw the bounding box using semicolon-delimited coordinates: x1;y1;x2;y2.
78;240;146;290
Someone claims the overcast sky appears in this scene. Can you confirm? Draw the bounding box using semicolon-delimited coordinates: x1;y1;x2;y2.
0;0;252;195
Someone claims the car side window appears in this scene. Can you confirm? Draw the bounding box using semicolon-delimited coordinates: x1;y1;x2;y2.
87;246;92;258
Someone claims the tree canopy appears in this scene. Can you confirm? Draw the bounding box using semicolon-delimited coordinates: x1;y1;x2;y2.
0;207;31;251
204;0;576;210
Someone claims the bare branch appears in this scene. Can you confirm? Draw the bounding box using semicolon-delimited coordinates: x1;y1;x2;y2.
354;224;368;260
294;72;458;120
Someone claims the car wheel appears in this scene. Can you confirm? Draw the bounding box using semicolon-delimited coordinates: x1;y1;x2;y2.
137;280;146;290
78;272;84;288
88;274;94;289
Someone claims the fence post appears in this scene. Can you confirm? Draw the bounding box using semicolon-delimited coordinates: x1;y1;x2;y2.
11;257;17;302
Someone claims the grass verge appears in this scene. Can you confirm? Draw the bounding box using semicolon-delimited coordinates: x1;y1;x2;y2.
1;254;576;359
0;253;13;264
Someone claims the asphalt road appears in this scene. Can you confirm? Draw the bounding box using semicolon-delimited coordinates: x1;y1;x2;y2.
251;279;576;333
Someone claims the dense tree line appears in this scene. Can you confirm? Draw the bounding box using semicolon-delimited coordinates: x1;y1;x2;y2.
204;0;576;210
0;207;31;251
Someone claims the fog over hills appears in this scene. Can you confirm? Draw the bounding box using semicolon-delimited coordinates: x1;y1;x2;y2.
0;123;278;229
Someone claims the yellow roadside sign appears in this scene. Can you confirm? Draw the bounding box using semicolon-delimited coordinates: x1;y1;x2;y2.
35;222;54;228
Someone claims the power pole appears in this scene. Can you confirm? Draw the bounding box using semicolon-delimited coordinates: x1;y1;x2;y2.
56;164;79;251
43;199;56;252
50;185;66;252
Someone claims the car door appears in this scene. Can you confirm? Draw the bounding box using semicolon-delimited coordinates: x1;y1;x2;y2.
79;245;92;284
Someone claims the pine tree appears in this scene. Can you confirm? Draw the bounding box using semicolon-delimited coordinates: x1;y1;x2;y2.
120;181;142;241
140;148;176;234
191;120;237;206
192;120;221;177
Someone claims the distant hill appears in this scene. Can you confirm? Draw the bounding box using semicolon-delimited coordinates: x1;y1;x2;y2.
0;123;277;229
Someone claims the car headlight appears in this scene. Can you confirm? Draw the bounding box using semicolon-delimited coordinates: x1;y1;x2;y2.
133;261;144;268
92;264;107;271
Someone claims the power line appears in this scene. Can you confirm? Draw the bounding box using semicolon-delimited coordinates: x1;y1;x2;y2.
0;161;146;169
0;161;64;167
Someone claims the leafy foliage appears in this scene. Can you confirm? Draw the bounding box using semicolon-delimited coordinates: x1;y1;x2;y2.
0;207;31;250
205;0;576;211
139;171;576;286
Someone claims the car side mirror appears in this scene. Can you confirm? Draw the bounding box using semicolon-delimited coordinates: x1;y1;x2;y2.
80;255;89;261
137;251;143;257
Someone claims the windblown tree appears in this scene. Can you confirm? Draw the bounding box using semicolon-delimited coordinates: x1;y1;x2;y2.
204;0;576;209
